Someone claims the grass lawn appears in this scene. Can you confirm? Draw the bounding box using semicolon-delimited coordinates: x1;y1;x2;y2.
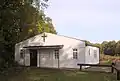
0;67;118;81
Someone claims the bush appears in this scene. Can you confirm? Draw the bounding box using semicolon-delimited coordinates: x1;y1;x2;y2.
100;54;120;64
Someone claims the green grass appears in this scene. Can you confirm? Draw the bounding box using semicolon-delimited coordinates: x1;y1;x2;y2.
0;67;118;81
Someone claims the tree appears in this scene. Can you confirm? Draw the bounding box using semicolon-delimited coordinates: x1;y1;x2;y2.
19;10;57;41
40;0;49;10
0;0;56;68
38;15;57;34
115;41;120;56
85;40;93;46
102;41;116;56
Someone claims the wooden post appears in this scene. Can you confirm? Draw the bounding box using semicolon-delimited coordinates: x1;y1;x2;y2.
79;65;82;71
58;55;60;69
111;67;114;73
111;63;115;73
117;71;120;80
58;50;60;69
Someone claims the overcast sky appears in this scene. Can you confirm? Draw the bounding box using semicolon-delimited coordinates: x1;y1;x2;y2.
44;0;120;43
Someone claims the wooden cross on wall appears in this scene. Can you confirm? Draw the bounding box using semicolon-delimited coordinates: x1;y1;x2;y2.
41;33;47;42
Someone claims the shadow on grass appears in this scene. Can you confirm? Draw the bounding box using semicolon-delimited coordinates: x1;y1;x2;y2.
0;66;26;81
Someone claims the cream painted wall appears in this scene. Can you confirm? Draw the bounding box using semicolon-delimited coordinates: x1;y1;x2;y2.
25;49;30;66
15;33;88;68
59;47;85;68
85;46;99;64
37;50;40;67
38;49;54;68
44;33;86;68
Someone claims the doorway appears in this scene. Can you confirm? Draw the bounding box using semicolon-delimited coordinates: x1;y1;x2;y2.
30;49;37;66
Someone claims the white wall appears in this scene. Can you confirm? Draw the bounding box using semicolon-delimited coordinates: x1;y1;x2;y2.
37;50;40;67
37;47;85;69
43;33;85;68
85;46;99;64
15;39;30;66
15;33;86;68
59;47;85;68
15;44;20;62
15;44;24;65
38;49;55;68
25;49;30;66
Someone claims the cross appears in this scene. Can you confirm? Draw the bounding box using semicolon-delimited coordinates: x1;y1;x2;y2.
41;33;47;42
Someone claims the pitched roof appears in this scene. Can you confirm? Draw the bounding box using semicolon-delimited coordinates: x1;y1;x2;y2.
45;32;85;42
16;32;85;45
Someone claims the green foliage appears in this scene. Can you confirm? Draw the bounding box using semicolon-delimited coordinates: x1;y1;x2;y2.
86;40;120;56
0;0;56;69
115;41;120;55
100;54;120;64
85;40;93;46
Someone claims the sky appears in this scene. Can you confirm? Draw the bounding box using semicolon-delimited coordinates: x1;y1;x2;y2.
44;0;120;43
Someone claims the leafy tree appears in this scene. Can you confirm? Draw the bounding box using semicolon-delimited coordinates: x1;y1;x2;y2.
102;41;116;56
0;0;56;68
115;41;120;56
19;6;56;41
85;40;93;46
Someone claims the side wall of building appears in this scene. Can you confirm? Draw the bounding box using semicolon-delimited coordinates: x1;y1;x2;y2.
15;39;30;66
85;46;99;64
59;47;85;69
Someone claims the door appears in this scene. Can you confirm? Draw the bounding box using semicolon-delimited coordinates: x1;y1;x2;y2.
40;50;53;67
53;50;59;68
30;49;37;66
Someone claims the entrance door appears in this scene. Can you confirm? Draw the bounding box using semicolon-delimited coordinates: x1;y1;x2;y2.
53;50;59;68
30;49;37;66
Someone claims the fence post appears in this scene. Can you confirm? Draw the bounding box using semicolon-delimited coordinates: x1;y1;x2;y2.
117;71;120;80
79;65;82;71
111;63;115;73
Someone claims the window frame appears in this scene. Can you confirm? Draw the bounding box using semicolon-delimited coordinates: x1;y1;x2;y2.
54;50;59;59
73;48;78;59
20;49;25;59
94;50;97;58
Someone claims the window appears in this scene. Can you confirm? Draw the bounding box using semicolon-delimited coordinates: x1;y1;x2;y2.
20;49;25;59
55;50;59;59
73;49;78;59
94;50;97;58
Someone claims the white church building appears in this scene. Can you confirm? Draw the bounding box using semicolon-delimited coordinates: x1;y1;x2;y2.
15;32;99;69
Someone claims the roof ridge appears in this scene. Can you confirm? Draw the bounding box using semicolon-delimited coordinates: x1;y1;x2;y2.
16;32;85;45
45;32;85;42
